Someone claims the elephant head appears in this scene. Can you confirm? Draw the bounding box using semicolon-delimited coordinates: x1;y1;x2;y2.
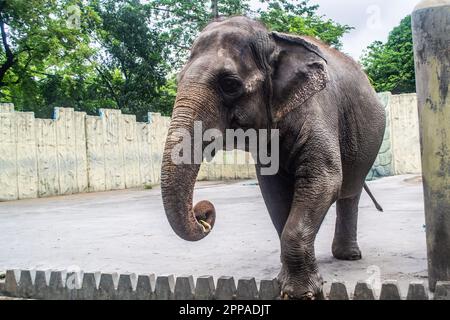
161;16;329;241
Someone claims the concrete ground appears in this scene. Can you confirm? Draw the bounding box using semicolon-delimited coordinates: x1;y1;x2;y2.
0;175;427;296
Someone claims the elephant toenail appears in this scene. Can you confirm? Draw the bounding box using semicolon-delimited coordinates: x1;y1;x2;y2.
302;292;315;300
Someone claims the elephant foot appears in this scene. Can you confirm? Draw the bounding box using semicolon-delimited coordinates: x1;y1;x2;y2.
332;240;362;261
277;267;324;300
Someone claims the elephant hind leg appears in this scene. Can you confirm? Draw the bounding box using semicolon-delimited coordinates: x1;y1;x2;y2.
332;191;363;261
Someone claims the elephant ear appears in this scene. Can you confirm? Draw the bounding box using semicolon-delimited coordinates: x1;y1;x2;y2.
270;32;329;122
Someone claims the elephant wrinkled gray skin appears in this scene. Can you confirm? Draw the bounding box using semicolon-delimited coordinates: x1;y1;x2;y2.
161;17;386;300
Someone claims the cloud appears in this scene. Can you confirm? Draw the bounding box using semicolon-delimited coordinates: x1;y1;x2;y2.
250;0;416;60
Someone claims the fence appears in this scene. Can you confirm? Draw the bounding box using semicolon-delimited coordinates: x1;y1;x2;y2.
1;269;449;300
0;92;422;201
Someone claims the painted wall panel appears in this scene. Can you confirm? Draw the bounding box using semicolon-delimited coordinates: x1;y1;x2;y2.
36;119;60;197
148;113;169;184
0;111;18;201
75;111;88;193
86;115;106;192
16;112;38;199
137;123;153;186
55;108;77;195
122;114;141;188
102;109;125;190
390;94;422;175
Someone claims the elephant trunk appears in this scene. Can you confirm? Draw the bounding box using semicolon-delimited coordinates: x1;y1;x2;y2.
161;83;219;241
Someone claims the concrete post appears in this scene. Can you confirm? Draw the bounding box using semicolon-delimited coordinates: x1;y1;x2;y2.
78;273;97;300
155;275;175;300
215;276;236;300
412;0;450;292
117;274;136;300
18;270;34;299
236;277;259;300
379;280;402;300
259;279;280;300
195;276;215;300
353;281;376;300
434;281;450;300
329;281;350;300
407;281;429;300
174;276;195;300
135;274;155;300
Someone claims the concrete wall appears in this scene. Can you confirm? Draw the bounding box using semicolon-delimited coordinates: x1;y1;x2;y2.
0;93;422;201
1;105;171;201
389;94;422;175
367;93;422;180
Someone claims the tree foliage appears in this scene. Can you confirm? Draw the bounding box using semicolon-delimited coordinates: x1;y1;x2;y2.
361;15;415;94
259;0;353;49
0;0;353;120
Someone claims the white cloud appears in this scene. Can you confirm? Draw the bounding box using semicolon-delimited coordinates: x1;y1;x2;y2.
250;0;417;60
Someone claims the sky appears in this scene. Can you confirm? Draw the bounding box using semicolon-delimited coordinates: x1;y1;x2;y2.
250;0;418;60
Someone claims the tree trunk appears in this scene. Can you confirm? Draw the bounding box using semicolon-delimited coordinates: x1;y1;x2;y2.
0;10;15;87
211;0;219;19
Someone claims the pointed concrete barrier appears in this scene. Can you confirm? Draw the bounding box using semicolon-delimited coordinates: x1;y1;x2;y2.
65;272;82;300
195;276;215;300
175;276;195;300
406;281;429;300
135;274;155;300
0;280;5;295
33;271;49;300
18;270;34;299
47;271;66;300
5;270;18;297
1;269;438;300
78;272;97;300
117;274;137;300
353;281;376;300
380;280;402;300
434;281;450;300
259;279;280;300
215;276;236;300
96;273;118;300
155;275;175;300
329;281;349;300
236;277;259;300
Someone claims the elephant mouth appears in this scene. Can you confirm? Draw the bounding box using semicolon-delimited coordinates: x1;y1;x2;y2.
193;201;216;234
199;220;212;233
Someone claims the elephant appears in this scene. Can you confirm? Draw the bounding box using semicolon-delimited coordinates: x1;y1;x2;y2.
160;16;386;300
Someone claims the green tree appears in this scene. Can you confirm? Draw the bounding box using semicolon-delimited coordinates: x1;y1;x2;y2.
91;0;171;120
150;0;250;69
0;0;96;117
361;15;415;94
259;0;353;49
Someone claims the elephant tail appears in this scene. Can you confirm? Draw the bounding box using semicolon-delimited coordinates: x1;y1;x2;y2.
364;183;384;212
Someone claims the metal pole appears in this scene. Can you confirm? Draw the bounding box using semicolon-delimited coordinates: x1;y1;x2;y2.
412;0;450;292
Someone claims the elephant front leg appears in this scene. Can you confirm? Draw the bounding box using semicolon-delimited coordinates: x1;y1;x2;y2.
278;179;340;300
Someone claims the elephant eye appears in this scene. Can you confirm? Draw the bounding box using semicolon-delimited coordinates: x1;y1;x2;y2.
219;76;243;96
